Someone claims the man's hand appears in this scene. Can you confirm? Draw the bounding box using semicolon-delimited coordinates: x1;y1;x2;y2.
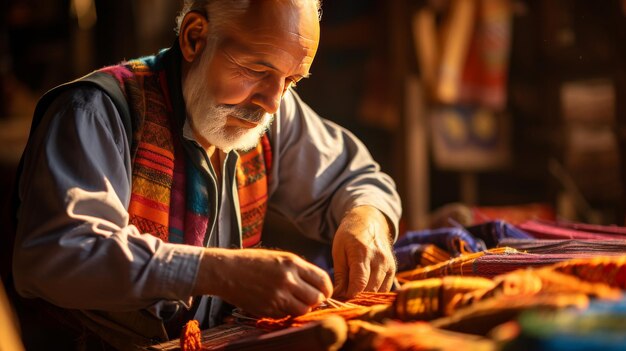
193;248;333;318
332;206;396;298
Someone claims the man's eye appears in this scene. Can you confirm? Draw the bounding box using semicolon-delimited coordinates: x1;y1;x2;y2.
245;67;266;77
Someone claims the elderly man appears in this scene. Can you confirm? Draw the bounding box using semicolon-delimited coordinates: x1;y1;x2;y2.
10;0;401;349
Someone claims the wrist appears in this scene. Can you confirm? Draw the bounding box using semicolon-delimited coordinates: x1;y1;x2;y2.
345;205;393;242
191;248;231;296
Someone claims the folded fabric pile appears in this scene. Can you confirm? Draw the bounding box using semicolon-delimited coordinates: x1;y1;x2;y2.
517;220;626;240
226;256;624;350
498;238;626;254
177;219;626;350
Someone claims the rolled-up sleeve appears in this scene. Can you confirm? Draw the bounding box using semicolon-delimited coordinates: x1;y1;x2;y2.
267;89;402;242
13;87;204;312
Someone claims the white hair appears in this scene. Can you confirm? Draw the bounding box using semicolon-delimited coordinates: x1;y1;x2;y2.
174;0;322;35
182;35;274;152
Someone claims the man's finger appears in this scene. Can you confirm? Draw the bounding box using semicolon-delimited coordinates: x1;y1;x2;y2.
283;296;313;317
333;273;347;298
298;262;334;299
332;249;348;298
378;268;395;292
364;263;387;292
346;260;369;298
291;276;327;308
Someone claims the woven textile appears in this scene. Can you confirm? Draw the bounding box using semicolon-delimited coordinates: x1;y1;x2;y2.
98;54;270;247
517;220;626;240
395;227;486;257
396;247;518;281
498;238;626;255
255;292;398;331
471;253;603;278
431;293;590;336
394;221;532;272
395;243;452;272
396;248;614;280
466;220;532;248
242;254;626;347
551;256;626;290
394;269;620;325
540;220;626;235
236;138;271;248
393;276;495;321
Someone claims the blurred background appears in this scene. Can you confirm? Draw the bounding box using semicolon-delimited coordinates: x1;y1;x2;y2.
1;0;626;232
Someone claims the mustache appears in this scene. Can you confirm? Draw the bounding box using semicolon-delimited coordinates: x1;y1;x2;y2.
220;105;267;124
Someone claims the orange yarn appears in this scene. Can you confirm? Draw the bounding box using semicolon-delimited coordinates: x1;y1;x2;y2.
420;244;453;266
255;315;295;330
255;292;399;331
180;319;202;351
396;247;520;282
551;256;626;289
256;306;371;330
346;292;397;306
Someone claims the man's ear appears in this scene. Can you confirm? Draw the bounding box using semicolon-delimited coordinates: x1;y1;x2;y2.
179;12;210;63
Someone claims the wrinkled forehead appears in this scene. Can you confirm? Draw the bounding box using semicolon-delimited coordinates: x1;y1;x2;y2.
217;0;320;59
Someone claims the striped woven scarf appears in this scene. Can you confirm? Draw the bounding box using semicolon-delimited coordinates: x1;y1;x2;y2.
98;54;270;248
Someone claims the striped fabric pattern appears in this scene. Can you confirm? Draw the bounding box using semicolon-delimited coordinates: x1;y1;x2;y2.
126;66;176;242
237;142;269;247
98;54;270;248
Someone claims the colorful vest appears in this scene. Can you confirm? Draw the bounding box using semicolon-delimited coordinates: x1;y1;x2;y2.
97;54;270;248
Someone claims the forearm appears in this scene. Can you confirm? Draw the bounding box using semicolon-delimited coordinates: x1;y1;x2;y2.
14;224;204;311
14;178;204;310
191;248;229;297
13;87;204;311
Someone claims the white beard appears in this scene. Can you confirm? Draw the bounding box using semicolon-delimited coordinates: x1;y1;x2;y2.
182;40;273;152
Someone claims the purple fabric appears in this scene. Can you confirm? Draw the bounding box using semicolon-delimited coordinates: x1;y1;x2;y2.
396;227;486;256
517;221;626;240
466;220;532;248
395;244;423;272
395;243;439;272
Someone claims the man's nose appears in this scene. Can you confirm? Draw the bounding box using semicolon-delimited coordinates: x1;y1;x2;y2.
250;76;284;114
